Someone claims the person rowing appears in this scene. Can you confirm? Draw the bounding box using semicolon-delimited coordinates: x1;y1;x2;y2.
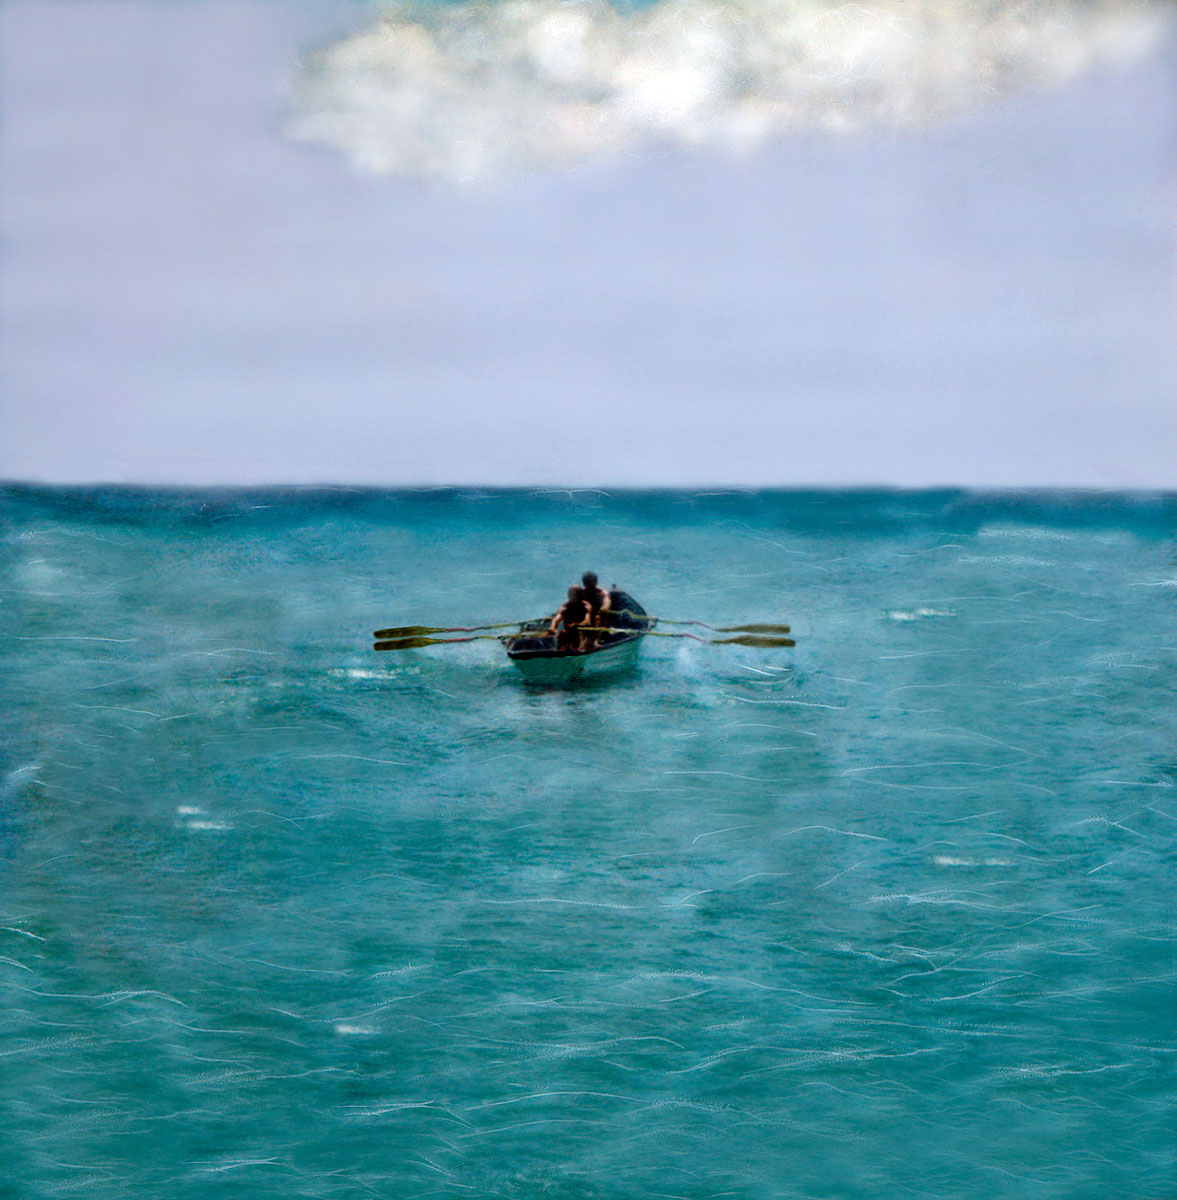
580;571;611;642
548;586;592;651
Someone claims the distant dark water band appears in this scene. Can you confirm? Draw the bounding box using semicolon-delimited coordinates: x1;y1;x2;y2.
3;484;1176;537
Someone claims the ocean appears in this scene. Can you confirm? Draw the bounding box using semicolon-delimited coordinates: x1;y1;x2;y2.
2;485;1175;1198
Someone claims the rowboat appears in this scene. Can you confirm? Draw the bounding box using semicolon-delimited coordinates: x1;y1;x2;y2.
505;590;653;684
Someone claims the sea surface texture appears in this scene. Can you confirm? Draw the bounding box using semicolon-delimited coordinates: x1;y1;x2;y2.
2;486;1175;1200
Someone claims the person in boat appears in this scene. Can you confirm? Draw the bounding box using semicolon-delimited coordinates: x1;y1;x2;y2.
580;572;612;644
548;585;592;651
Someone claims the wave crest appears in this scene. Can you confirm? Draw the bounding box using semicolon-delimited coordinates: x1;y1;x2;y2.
287;0;1166;182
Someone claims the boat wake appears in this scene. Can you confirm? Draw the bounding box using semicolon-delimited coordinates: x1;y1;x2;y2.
287;0;1166;182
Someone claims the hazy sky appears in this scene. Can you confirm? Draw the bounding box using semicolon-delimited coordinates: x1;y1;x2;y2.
2;1;1175;487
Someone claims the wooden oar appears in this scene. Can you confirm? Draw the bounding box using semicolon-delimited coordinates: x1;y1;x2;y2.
374;630;794;652
375;616;790;639
374;634;513;651
646;631;794;648
577;626;795;647
373;620;543;639
610;610;790;635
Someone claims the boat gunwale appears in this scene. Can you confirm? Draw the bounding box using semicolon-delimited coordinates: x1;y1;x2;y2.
505;629;644;661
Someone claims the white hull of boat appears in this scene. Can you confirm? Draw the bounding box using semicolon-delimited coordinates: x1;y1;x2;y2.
509;635;644;684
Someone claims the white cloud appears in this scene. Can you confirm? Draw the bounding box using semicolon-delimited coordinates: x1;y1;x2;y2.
288;0;1166;182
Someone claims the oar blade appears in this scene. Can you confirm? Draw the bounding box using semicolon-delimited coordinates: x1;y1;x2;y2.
716;622;791;635
373;625;452;639
715;635;796;648
374;636;446;651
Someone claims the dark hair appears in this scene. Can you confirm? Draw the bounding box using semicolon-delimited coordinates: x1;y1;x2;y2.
568;585;582;599
581;571;598;588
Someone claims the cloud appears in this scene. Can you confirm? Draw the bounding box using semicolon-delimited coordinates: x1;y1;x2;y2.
287;0;1167;182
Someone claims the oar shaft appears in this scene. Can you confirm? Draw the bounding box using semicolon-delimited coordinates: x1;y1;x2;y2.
610;610;789;635
579;628;794;648
374;632;522;650
373;613;795;652
645;631;794;648
373;619;543;639
374;629;794;651
376;614;789;640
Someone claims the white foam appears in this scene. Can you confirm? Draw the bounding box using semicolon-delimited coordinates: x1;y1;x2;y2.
885;607;955;622
933;856;1015;867
977;527;1081;542
957;554;1057;567
14;557;66;594
287;0;1166;182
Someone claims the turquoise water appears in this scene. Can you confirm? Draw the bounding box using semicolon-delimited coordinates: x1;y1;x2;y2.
2;486;1175;1199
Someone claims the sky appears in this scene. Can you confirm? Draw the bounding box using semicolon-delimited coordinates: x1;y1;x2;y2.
1;0;1175;488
